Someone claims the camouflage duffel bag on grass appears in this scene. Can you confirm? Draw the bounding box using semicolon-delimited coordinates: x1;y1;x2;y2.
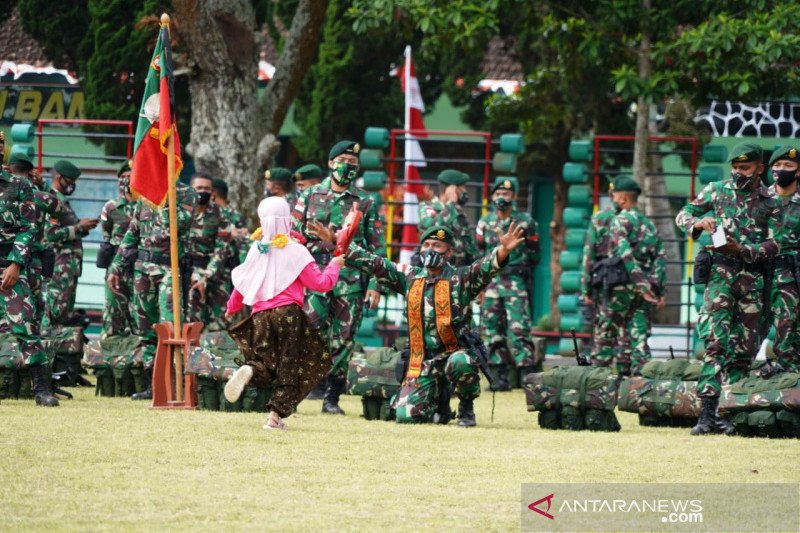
50;326;87;386
523;366;621;432
718;372;800;438
187;330;271;412
728;410;800;438
617;359;702;427
83;335;145;397
346;343;405;421
0;333;28;399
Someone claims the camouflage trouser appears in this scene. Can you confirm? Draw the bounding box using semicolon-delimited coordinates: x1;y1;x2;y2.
698;268;764;397
186;267;210;326
205;277;230;332
305;290;365;379
591;284;652;375
0;269;47;366
46;250;80;325
481;277;536;367
772;269;800;372
394;350;480;423
102;267;136;337
133;261;180;366
27;260;46;325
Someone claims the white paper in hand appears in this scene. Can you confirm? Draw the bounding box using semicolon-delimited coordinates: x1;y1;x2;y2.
712;225;727;248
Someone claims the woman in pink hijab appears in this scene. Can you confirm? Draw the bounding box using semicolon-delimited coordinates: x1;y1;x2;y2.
225;197;342;430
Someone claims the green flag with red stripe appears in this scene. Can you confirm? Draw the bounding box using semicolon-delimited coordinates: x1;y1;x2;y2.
130;21;182;207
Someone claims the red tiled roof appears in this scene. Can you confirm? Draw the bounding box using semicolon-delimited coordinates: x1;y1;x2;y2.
480;36;524;81
0;7;50;66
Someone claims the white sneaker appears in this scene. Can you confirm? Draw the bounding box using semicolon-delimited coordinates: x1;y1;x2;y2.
224;365;253;403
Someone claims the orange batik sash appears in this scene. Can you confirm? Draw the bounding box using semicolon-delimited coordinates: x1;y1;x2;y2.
404;278;458;387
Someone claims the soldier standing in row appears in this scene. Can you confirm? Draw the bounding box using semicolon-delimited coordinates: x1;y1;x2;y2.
590;176;665;376
185;173;232;327
98;161;137;337
0;155;58;406
767;146;800;373
417;169;479;267
293;140;386;415
107;184;193;400
476;177;540;390
45;160;98;326
676;142;781;435
212;178;249;327
264;167;296;208
343;224;525;426
294;164;323;194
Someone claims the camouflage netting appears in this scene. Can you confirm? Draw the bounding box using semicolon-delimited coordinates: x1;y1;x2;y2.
617;359;702;427
523;366;621;432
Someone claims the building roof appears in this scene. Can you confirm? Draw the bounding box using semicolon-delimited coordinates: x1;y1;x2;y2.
480;36;524;82
0;7;50;66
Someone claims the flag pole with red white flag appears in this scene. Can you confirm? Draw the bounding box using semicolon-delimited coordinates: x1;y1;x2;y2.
399;45;427;265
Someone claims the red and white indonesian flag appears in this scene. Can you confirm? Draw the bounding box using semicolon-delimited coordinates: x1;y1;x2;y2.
399;45;427;264
130;22;182;207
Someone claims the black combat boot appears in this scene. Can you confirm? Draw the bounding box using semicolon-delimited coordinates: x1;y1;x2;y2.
456;398;476;427
690;396;733;436
321;375;346;415
131;367;153;401
305;378;326;400
489;364;512;391
30;364;59;407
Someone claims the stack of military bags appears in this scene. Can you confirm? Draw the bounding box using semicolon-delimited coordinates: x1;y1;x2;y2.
0;333;32;399
50;326;87;387
346;340;405;421
617;359;702;427
718;365;800;438
523;365;621;431
185;330;271;412
83;335;147;397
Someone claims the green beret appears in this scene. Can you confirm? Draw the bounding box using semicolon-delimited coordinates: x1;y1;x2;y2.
294;164;323;182
329;140;360;160
53;160;81;180
612;175;641;193
769;145;800;166
491;176;519;193
419;225;454;246
117;159;133;177
211;178;228;197
437;169;469;186
264;167;292;183
728;142;763;163
9;153;33;169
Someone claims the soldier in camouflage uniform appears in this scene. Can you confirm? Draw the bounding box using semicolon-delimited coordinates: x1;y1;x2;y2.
676;142;781;435
294;164;323;195
591;176;666;376
417;169;479;267
45;160;98;325
98;160;137;337
184;173;232;327
344;224;525;426
212;178;249;328
0;156;58;406
580;198;619;357
476;177;540;390
8;154;57;325
265;167;296;209
293;140;386;414
766;146;800;373
108;184;193;399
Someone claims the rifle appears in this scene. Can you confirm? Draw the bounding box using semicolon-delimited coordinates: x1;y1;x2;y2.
572;329;591;366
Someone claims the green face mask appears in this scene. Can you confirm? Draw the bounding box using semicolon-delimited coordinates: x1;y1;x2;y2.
332;162;359;186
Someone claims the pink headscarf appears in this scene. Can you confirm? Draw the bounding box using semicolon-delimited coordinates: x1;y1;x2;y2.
230;197;314;305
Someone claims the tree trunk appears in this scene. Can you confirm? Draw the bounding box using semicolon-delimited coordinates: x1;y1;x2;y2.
172;0;328;219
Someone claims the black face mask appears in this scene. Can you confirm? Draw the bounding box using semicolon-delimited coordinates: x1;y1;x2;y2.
493;197;512;211
773;169;797;188
118;178;131;196
731;170;756;190
458;191;469;206
196;191;212;205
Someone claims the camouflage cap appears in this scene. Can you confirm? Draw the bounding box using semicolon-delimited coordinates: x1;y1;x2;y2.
329;140;360;160
294;163;323;182
491;176;519;193
769;145;800;166
9;153;33;169
419;225;454;246
612;175;641;193
264;167;292;183
211;178;228;197
437;169;469;185
728;142;763;163
53;160;81;180
117;159;133;177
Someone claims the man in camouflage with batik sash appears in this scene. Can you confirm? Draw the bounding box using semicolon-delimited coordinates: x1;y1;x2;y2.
293;140;386;415
676;142;781;435
344;224;525;426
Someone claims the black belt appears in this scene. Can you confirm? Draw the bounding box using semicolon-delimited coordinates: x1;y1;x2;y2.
137;249;171;266
712;254;765;274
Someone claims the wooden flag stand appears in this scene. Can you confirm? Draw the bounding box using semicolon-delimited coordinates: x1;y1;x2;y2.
151;321;202;409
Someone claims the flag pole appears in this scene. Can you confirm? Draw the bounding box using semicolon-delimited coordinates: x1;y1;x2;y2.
161;12;184;402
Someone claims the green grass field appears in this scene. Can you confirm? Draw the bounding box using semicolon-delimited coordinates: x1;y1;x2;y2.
2;386;799;531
